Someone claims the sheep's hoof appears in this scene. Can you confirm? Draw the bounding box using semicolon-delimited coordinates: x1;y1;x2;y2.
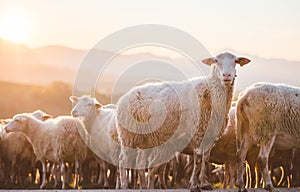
103;185;110;189
40;184;46;189
200;184;213;190
238;188;247;192
161;184;167;189
264;184;277;192
53;183;59;189
190;186;201;192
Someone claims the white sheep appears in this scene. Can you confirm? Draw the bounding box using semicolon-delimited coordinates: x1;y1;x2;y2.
116;52;250;191
4;113;87;189
236;82;300;192
0;110;52;185
69;95;120;188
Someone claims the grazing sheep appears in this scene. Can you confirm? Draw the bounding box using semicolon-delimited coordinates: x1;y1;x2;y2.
116;52;250;191
4;113;87;189
70;95;120;189
236;82;300;192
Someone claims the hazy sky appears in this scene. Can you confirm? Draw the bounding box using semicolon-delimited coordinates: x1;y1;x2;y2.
0;0;300;60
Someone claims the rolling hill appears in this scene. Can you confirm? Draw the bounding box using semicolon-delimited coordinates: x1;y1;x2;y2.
1;38;299;98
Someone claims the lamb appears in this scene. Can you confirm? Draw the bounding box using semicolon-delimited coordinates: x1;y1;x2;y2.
236;82;300;192
115;52;250;191
69;95;120;188
4;113;87;189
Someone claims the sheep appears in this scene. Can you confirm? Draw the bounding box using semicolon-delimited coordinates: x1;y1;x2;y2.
0;110;52;185
210;103;257;189
0;131;34;185
236;82;300;192
70;96;149;189
115;52;250;191
4;113;87;189
69;95;120;189
209;105;237;189
210;102;293;189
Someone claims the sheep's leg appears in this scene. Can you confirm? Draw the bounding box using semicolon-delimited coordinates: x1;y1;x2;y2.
115;168;120;189
148;166;159;189
199;150;213;190
189;153;201;192
223;164;229;189
228;163;236;188
158;163;167;189
138;169;147;189
258;136;276;192
171;158;178;187
119;167;128;189
10;159;18;184
131;169;137;189
97;160;104;186
249;160;258;188
103;162;109;188
119;148;134;189
40;160;47;189
74;160;80;189
60;162;66;189
97;160;109;188
236;138;250;192
108;165;116;187
51;164;59;188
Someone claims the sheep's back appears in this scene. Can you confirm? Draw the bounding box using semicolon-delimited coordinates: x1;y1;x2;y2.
238;83;300;144
117;82;181;149
117;79;211;151
42;117;86;162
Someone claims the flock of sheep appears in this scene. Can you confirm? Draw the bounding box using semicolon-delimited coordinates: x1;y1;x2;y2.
0;52;300;192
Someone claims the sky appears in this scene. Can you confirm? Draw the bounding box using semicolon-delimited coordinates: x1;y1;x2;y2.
0;0;300;61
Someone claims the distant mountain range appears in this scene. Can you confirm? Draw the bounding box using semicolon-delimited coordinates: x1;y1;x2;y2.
1;38;299;97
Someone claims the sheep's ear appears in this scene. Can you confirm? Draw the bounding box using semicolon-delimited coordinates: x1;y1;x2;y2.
3;119;11;124
95;102;102;109
69;96;79;103
236;57;251;66
43;114;53;121
202;57;216;65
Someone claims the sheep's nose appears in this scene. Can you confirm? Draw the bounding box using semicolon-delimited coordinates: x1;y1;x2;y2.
71;110;77;116
4;126;9;133
223;73;232;78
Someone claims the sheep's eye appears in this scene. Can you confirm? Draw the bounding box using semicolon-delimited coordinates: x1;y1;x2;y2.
215;59;218;63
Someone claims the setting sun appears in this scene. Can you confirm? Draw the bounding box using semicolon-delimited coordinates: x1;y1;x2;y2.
0;11;31;43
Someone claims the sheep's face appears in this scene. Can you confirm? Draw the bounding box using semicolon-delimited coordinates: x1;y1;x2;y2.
4;115;28;133
70;96;102;118
32;110;53;121
202;52;250;86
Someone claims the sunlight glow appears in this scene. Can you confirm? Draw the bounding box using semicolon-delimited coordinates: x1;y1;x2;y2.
0;11;32;43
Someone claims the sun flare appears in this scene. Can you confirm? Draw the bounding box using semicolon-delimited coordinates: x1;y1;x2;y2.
0;11;32;43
